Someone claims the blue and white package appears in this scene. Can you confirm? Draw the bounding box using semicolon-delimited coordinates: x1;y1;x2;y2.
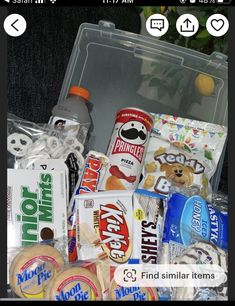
161;192;228;263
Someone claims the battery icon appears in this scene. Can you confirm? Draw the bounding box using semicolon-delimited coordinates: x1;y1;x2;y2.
217;0;232;3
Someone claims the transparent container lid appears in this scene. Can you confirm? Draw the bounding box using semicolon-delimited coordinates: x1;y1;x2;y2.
58;20;228;191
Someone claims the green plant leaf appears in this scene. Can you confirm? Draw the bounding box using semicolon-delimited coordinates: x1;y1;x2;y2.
149;77;166;88
196;29;210;39
168;6;177;12
166;11;179;26
192;92;203;105
198;16;207;27
222;38;228;55
143;7;161;19
190;37;211;50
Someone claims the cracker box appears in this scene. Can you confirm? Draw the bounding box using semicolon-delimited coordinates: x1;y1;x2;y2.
75;191;134;264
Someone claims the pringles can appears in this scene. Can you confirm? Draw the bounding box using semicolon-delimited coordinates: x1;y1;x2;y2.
100;107;154;191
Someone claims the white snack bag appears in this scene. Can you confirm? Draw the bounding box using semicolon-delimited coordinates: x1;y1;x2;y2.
139;113;227;199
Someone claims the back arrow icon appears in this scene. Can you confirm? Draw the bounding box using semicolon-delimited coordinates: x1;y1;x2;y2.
11;19;19;31
4;14;27;37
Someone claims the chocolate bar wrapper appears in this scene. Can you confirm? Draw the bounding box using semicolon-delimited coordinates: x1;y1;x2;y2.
67;151;109;262
76;190;133;265
132;189;166;264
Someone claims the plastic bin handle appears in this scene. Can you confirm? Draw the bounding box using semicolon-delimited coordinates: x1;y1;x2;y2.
98;20;116;31
210;52;228;64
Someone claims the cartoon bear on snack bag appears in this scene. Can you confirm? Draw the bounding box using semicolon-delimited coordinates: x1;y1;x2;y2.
160;163;194;187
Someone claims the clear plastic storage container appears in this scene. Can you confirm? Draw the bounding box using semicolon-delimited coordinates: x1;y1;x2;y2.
57;20;228;192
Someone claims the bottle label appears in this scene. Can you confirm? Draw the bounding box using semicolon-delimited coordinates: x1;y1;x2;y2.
49;116;89;144
49;116;80;137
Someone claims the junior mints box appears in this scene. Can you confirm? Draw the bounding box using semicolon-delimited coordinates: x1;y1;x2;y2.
7;169;68;248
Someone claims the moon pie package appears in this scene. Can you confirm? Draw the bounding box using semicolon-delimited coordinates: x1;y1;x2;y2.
9;244;65;299
139;114;227;199
45;265;103;301
160;192;228;265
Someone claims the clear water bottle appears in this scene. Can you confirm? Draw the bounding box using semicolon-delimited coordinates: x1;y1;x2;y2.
49;86;92;144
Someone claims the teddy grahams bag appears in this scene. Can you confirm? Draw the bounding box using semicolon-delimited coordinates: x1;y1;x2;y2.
138;114;227;199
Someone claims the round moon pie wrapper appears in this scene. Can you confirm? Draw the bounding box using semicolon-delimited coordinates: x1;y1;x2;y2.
45;266;103;301
109;280;159;301
10;244;65;299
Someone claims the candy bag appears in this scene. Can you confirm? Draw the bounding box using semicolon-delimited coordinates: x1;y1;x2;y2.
139;113;227;199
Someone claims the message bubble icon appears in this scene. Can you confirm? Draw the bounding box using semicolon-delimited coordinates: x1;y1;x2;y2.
150;19;165;31
146;14;169;37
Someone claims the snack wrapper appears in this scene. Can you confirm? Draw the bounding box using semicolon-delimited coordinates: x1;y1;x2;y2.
160;192;228;266
45;261;103;301
132;189;166;264
67;151;109;262
76;190;133;265
7;113;85;201
9;241;66;299
108;263;159;301
139;113;227;199
172;241;228;301
76;189;165;265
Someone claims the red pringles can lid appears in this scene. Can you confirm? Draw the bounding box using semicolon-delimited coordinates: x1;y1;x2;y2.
115;107;154;132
